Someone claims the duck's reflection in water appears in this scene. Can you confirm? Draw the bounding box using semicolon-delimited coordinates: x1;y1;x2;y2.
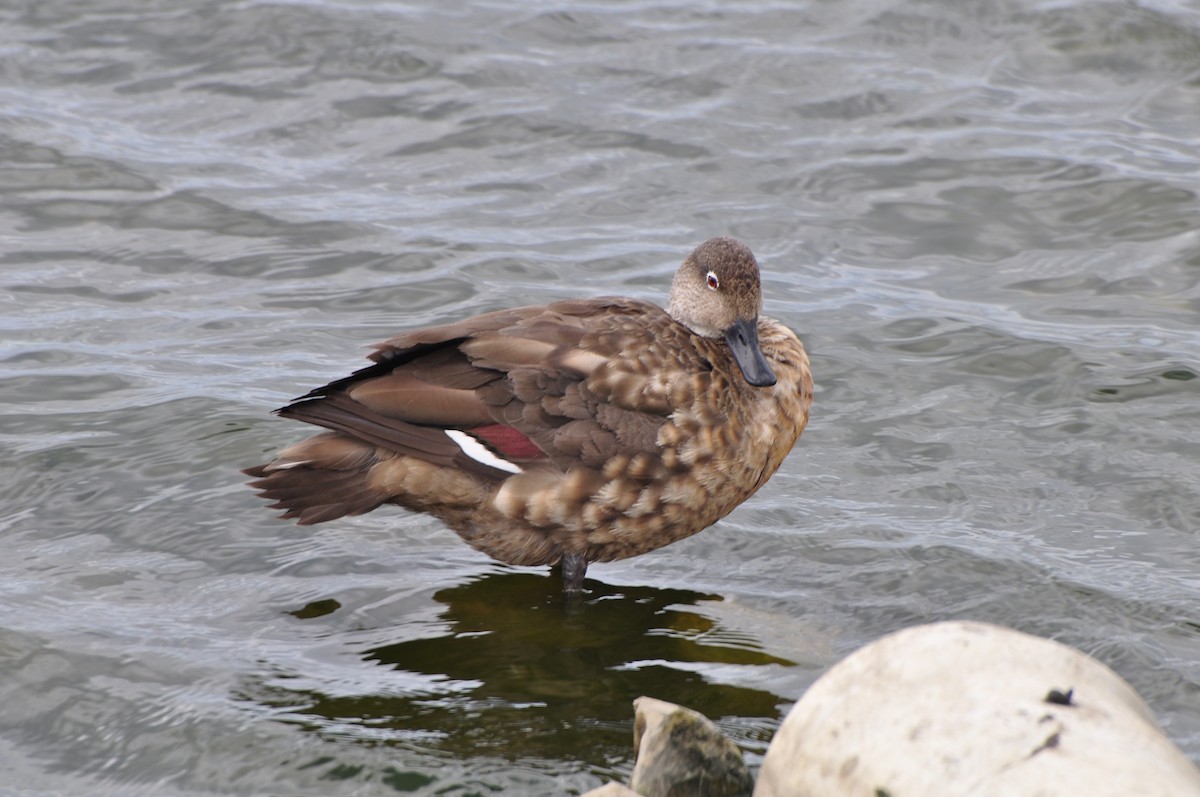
256;572;792;763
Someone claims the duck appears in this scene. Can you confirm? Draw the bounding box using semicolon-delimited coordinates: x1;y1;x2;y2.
244;237;813;595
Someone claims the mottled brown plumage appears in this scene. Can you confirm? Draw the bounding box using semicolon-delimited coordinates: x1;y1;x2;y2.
244;237;813;593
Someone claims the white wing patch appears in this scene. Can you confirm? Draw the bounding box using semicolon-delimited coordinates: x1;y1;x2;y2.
446;429;522;474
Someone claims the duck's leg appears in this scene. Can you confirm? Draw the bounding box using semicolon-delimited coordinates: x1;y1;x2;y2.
560;552;588;596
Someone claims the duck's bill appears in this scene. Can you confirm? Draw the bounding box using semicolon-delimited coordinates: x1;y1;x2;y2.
725;318;777;387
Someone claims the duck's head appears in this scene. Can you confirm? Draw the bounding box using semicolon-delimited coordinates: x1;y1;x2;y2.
667;237;777;388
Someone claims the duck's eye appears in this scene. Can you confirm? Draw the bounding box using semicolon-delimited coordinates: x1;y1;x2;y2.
706;271;719;290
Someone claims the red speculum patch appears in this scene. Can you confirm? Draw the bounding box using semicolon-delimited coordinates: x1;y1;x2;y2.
470;424;546;459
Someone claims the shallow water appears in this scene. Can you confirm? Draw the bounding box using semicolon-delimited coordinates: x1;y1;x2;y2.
2;0;1200;794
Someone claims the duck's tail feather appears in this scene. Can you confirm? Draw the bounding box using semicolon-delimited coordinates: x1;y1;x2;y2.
243;432;388;525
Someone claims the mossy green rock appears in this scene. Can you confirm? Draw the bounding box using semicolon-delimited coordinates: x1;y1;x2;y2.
629;696;752;797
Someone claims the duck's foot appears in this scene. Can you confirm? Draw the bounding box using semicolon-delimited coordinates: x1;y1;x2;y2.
559;553;588;597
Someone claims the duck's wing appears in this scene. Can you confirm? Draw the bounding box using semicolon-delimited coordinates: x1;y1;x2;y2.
268;298;692;481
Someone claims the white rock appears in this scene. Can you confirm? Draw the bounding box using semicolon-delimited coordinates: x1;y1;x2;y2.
756;620;1200;797
580;783;641;797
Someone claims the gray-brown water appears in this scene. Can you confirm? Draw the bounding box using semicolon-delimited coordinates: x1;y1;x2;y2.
3;1;1200;794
